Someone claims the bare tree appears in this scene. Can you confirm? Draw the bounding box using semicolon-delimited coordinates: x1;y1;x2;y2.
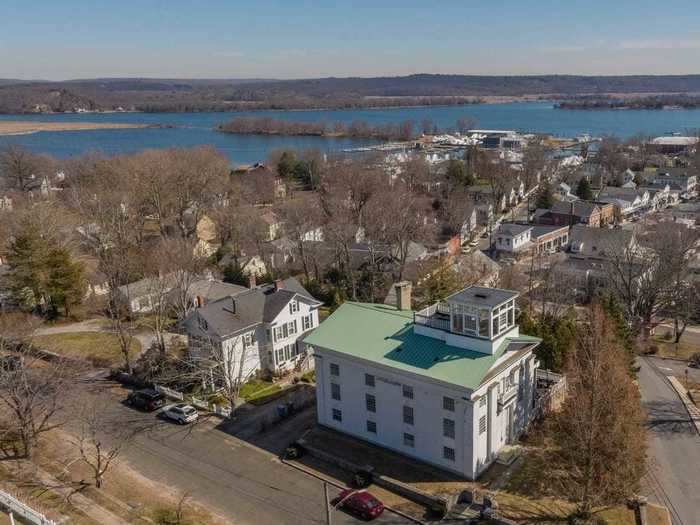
70;398;135;489
550;304;646;518
278;196;323;281
0;323;72;458
0;145;55;193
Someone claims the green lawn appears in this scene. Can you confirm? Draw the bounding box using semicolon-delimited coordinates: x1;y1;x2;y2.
239;378;281;401
650;335;697;361
33;332;141;367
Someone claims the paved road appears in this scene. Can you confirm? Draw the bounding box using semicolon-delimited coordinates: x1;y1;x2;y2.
638;357;700;525
81;378;412;525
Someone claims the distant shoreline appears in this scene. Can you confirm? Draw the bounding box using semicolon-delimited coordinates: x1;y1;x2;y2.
0;121;150;136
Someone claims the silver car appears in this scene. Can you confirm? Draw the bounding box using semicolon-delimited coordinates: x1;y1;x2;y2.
163;403;198;425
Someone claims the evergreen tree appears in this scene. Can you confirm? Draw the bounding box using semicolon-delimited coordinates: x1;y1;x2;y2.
575;178;593;200
7;221;50;311
277;150;297;179
446;159;468;186
535;182;554;209
7;220;85;317
222;259;247;287
45;247;86;318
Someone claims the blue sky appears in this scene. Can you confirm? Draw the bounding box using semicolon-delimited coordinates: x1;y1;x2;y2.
2;0;700;79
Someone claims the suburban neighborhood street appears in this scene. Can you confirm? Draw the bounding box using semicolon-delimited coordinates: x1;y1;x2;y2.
638;357;700;525
84;378;413;525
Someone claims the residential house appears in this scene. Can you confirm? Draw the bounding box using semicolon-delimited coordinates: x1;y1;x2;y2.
454;250;501;287
261;210;282;241
0;195;13;212
494;224;532;253
650;168;697;199
459;205;478;244
305;283;541;480
596;187;651;221
238;163;287;204
494;224;569;255
536;200;613;228
466;186;507;213
184;278;322;379
555;183;573;199
555;225;638;300
476;204;494;226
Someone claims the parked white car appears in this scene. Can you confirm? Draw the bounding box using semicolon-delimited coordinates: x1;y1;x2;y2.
163;404;198;424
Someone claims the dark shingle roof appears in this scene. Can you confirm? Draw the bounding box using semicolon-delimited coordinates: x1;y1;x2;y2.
550;200;599;217
446;286;518;308
184;277;319;338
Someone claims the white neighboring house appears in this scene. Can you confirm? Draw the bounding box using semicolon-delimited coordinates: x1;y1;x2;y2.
305;283;541;480
494;224;532;253
184;278;322;380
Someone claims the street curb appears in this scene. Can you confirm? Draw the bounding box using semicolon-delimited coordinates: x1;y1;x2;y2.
650;355;689;363
281;459;426;525
666;375;700;436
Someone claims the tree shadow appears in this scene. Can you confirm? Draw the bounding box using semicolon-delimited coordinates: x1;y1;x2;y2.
643;399;696;435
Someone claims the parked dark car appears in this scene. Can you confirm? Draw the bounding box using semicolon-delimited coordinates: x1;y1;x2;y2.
334;489;384;521
126;389;165;411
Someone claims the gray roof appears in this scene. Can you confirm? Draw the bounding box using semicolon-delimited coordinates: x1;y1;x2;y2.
530;225;569;238
446;286;518;309
188;279;247;303
569;225;634;259
550;200;599;217
184;277;320;339
497;223;532;236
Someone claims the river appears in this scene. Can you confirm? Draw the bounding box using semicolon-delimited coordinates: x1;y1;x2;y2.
1;102;699;165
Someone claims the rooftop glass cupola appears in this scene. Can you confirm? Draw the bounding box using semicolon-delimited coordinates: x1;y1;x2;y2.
445;287;518;341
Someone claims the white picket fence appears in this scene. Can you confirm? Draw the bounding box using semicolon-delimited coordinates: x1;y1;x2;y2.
154;384;231;417
0;489;57;525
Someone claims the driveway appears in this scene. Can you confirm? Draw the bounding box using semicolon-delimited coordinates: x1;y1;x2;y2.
78;378;412;525
638;357;700;525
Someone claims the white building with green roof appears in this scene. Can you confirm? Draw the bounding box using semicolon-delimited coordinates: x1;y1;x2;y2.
303;283;541;480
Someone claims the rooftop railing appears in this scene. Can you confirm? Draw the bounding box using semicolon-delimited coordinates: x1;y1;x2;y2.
414;302;451;332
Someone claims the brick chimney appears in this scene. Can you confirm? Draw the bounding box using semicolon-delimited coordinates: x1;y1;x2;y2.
274;278;284;291
395;281;412;311
248;273;257;289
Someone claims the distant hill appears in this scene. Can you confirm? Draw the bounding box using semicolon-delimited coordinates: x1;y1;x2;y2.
2;74;700;114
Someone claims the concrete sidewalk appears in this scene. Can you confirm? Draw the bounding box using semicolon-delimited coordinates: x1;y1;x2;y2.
667;375;700;435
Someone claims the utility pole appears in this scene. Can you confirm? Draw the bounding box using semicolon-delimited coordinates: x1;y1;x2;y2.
324;481;332;525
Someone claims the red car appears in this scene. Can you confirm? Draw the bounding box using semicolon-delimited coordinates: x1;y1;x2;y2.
334;489;384;520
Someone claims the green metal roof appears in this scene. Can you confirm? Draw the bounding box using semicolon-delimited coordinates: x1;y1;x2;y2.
303;302;541;391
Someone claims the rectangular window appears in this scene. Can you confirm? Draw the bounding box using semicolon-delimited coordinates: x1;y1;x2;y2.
289;320;297;336
332;409;342;422
403;405;414;425
289;300;299;314
402;385;414;399
403;433;415;448
330;363;339;376
365;394;376;413
366;420;376;434
507;307;514;327
443;397;455;412
282;323;289;338
302;314;312;331
443;418;455;438
284;344;292;360
479;415;487;434
276;347;284;363
331;383;341;401
365;373;375;387
492;316;499;336
443;446;455;461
